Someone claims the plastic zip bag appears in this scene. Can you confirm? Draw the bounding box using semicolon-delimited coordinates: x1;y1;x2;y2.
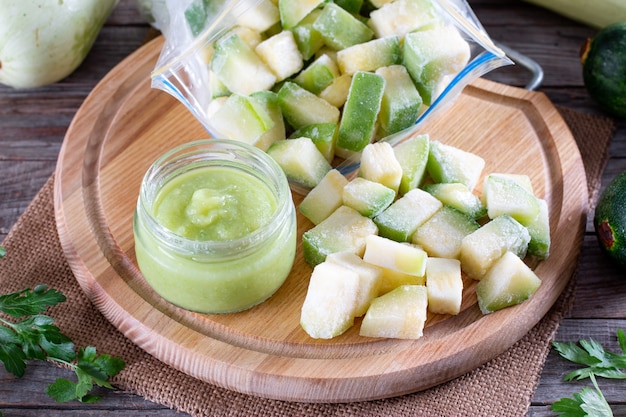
150;0;512;161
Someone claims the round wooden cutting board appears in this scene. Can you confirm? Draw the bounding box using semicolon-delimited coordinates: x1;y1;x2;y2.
54;36;588;403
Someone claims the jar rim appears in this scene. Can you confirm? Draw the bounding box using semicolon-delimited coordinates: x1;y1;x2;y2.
136;139;293;259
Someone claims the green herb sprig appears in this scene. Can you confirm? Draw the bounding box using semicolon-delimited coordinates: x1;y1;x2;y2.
0;250;125;403
551;329;626;416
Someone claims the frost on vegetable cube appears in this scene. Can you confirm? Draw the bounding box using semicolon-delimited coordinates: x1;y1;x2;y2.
393;134;429;195
336;72;385;153
426;257;462;315
277;81;340;130
423;182;486;219
299;169;348;225
293;54;340;94
210;33;276;95
255;30;304;82
289;123;338;163
326;251;383;317
359;285;428;339
336;36;401;75
291;9;325;60
376;65;423;137
368;0;442;40
236;0;280;32
343;177;396;218
427;141;485;191
209;93;275;147
302;205;378;267
482;173;541;224
363;234;428;277
460;214;531;280
476;251;541;314
300;261;360;339
358;142;402;194
403;25;470;105
313;3;374;50
266;137;331;188
413;206;480;259
279;0;324;29
374;187;442;242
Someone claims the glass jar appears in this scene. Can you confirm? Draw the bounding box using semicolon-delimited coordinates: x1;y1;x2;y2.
133;139;297;314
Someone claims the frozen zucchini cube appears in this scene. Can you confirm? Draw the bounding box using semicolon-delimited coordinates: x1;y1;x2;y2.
374;187;442;242
313;3;374;50
249;91;286;151
343;177;396;218
393;133;429;195
291;9;325;60
266;137;331;188
423;182;486;219
209;93;275;147
460;214;531;280
376;65;423;136
300;261;360;339
279;0;324;29
326;251;383;317
302;205;378;267
525;198;551;259
363;234;428;277
482;173;541;224
336;71;385;153
476;251;541;314
368;0;441;39
413;206;480;259
336;36;401;75
377;266;426;295
277;81;340;130
319;73;352;108
210;33;276;95
293;54;340;94
358;142;403;193
426;257;462;315
289;122;338;163
334;0;363;14
403;25;470;105
359;285;428;339
427;141;485;191
236;0;280;32
299;169;348;225
255;30;304;82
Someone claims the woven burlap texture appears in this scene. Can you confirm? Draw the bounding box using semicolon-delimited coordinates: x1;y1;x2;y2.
0;106;615;417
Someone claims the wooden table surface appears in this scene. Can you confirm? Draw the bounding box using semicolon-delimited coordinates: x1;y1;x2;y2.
1;0;625;415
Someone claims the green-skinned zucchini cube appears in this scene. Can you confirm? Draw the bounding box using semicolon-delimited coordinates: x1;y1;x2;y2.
482;173;541;224
302;205;378;267
423;182;486;219
393;134;429;195
336;71;385;153
299;169;348;225
374;187;442;242
293;54;340;94
313;3;374;50
279;0;324;29
376;65;423;136
289;122;338;162
427;140;485;191
266;137;331;188
343;177;396;218
336;36;401;75
209;93;275;147
277;81;340;130
291;9;325;60
368;0;441;39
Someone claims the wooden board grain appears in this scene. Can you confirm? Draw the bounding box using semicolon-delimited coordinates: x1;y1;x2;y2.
54;36;588;403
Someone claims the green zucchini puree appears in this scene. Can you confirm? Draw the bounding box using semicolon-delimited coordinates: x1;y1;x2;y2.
134;165;296;314
154;167;275;240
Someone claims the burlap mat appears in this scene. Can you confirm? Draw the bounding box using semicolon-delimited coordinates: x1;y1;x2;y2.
0;106;615;416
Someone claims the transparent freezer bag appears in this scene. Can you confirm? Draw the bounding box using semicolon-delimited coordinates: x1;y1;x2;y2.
150;0;513;175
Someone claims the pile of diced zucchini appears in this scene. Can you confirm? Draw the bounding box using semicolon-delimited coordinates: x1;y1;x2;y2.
299;134;549;339
203;0;471;185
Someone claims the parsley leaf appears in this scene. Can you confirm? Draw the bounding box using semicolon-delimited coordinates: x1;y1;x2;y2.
552;329;626;381
551;374;613;417
0;284;125;403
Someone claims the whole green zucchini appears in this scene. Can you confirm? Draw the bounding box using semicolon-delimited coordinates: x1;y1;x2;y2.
0;0;119;88
522;0;626;29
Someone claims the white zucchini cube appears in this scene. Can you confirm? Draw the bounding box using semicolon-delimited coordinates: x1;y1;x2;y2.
255;30;304;82
426;257;462;315
363;234;428;277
